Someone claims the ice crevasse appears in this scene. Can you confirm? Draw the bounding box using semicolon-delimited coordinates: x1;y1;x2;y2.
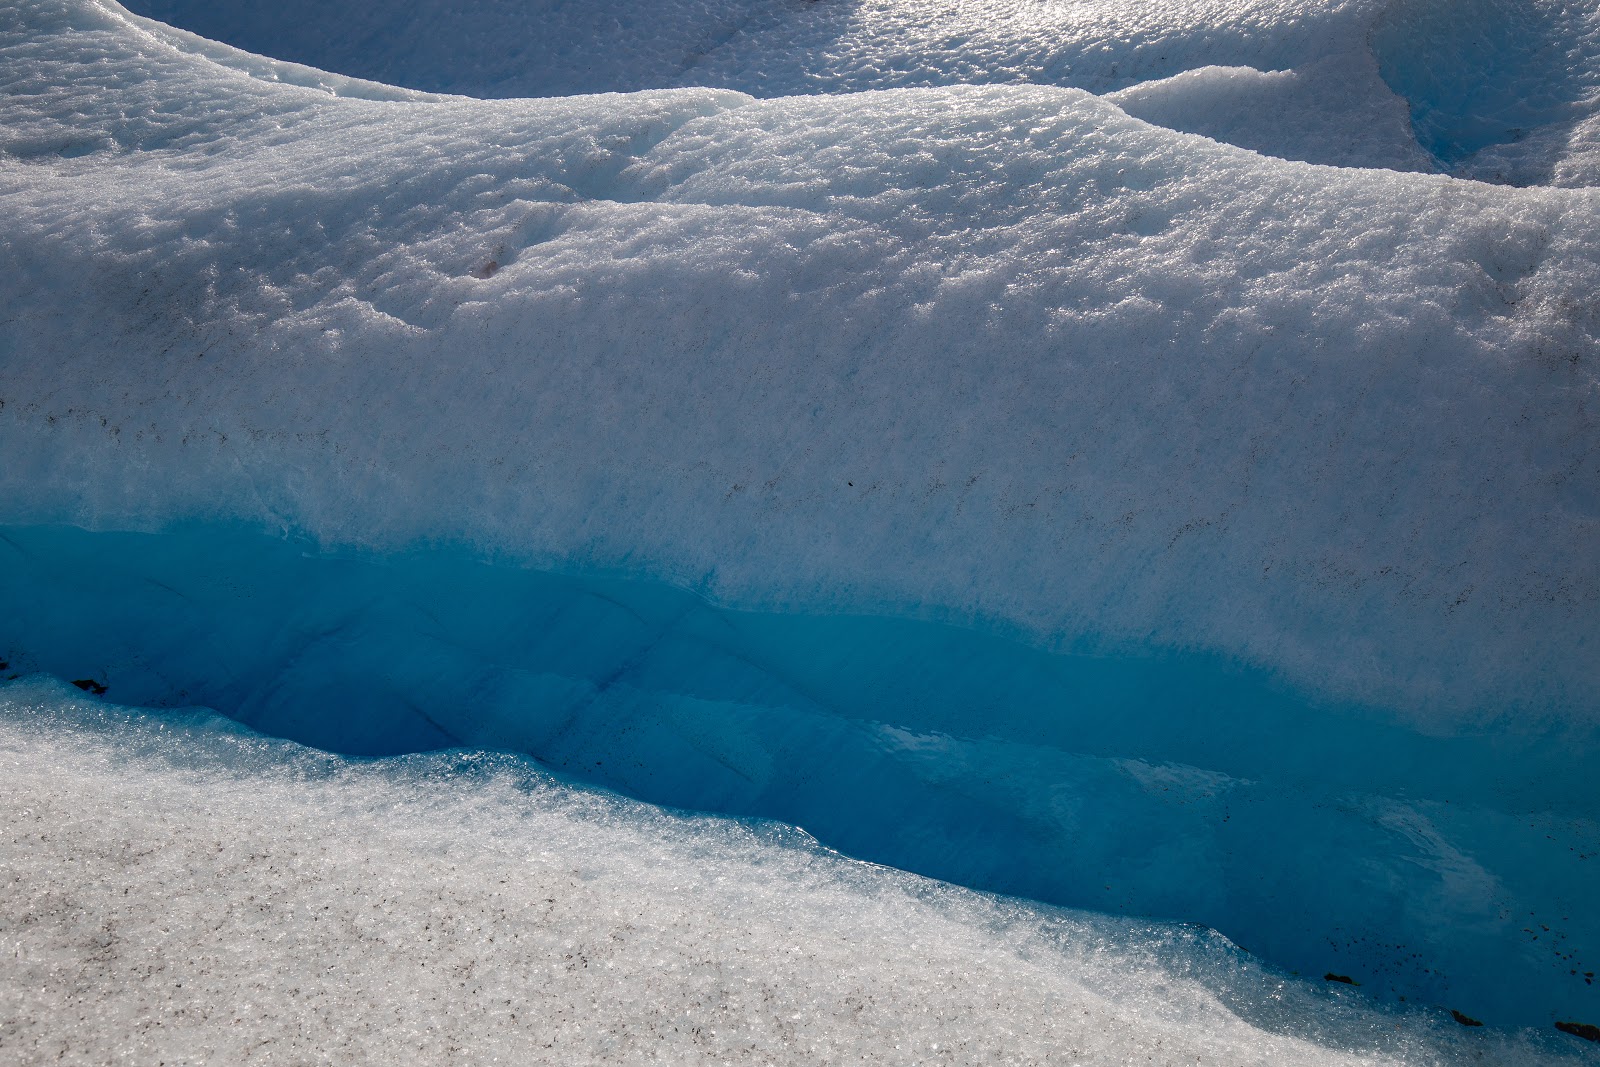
1;0;1599;1038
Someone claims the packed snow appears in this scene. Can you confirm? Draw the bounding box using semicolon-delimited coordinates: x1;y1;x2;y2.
117;0;1600;180
5;0;1599;721
2;0;1599;1055
2;681;1592;1067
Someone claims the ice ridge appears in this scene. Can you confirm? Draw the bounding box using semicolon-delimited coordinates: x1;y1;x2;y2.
118;0;1600;183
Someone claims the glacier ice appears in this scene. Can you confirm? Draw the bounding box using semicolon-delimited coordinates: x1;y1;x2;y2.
1371;0;1600;183
2;0;1600;1048
3;522;1596;1031
1;681;1594;1066
5;2;1599;722
117;0;1600;181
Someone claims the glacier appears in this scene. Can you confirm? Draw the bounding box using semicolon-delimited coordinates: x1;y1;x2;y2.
4;519;1598;1037
6;680;1590;1066
2;0;1599;1056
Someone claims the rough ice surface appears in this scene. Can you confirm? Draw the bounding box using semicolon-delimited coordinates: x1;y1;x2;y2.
118;0;1600;181
2;0;1600;1052
0;680;1592;1067
6;0;1600;720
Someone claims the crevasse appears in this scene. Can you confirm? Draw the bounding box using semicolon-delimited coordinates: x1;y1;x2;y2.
3;522;1595;1025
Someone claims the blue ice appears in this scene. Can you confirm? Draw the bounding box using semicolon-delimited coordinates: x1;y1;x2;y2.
2;522;1595;1028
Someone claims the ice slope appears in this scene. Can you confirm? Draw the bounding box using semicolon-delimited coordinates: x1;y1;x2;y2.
1;681;1592;1067
116;0;1440;173
2;0;1600;1035
120;0;1404;100
118;0;1600;182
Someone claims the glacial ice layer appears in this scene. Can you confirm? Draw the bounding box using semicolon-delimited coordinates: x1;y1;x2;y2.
2;0;1599;1034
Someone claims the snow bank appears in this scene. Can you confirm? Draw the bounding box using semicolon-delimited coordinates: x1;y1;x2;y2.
4;0;1599;720
1;681;1590;1067
118;0;1600;182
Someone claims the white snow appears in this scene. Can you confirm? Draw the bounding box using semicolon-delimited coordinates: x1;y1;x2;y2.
4;0;1600;722
0;680;1585;1066
117;0;1600;182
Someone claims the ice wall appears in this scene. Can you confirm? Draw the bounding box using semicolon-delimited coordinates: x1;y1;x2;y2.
3;522;1597;1028
3;0;1599;1036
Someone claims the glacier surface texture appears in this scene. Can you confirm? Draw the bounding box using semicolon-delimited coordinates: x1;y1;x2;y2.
2;0;1598;1051
6;682;1591;1066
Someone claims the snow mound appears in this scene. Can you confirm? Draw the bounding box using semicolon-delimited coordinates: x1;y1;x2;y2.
118;0;1600;183
1108;60;1434;172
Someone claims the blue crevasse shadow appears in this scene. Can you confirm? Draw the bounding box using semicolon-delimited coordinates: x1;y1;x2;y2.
0;521;1596;1028
1371;0;1591;175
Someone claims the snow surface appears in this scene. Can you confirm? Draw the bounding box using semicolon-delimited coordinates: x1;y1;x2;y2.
118;0;1600;181
4;0;1599;721
1;680;1591;1067
3;0;1600;1047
